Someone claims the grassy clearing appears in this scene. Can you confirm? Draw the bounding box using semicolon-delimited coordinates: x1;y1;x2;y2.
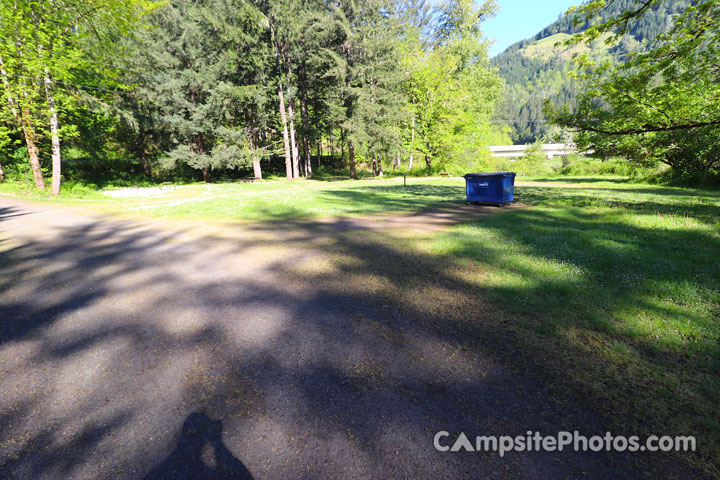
0;176;470;219
0;175;645;220
3;175;718;472
426;181;720;473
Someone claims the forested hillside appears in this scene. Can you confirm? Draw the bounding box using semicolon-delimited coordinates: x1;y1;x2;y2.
492;0;689;144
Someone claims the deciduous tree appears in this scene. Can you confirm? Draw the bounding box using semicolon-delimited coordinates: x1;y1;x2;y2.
549;0;720;179
0;0;154;193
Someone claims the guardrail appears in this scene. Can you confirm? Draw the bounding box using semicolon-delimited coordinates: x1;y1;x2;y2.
488;144;577;159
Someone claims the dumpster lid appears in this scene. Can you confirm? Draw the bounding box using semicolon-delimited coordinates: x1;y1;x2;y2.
463;172;516;178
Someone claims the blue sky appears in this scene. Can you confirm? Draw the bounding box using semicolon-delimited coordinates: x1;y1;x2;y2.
484;0;581;57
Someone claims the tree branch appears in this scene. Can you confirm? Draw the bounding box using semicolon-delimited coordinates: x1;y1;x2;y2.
62;4;109;35
620;93;694;124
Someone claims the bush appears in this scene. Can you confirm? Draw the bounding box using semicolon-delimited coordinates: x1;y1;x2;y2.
557;155;635;176
5;148;42;185
647;166;720;188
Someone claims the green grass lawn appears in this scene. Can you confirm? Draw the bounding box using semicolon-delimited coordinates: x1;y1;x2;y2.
2;175;719;472
427;180;720;474
0;176;471;219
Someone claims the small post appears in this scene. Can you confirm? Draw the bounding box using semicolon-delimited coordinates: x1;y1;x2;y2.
403;174;406;188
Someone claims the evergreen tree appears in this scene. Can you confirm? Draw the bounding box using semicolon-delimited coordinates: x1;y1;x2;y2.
331;0;405;179
118;0;268;182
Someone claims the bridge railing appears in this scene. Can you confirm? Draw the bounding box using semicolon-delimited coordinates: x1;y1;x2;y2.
488;144;577;159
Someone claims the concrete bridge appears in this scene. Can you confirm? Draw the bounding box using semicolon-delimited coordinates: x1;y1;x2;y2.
488;144;577;159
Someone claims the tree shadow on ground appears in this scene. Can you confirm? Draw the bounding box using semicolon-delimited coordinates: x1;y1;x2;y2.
0;190;715;478
0;206;32;222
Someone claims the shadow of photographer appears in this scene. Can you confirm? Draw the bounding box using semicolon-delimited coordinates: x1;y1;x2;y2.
145;412;252;480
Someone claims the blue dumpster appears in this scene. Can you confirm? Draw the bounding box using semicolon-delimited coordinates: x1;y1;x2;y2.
464;172;516;206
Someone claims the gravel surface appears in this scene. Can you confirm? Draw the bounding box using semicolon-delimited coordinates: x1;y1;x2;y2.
0;197;704;479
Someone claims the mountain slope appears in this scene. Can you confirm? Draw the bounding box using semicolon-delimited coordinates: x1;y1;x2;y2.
492;0;690;144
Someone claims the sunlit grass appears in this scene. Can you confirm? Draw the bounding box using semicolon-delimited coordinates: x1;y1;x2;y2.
117;178;468;219
0;176;470;218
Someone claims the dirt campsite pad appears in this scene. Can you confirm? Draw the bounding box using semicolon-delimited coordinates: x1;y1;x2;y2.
0;196;705;479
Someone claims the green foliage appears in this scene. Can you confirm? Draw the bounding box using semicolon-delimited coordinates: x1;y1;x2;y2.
514;138;546;176
0;0;157;190
0;0;507;186
4;148;38;185
401;0;504;170
549;0;720;181
117;0;268;177
334;0;407;157
557;155;636;176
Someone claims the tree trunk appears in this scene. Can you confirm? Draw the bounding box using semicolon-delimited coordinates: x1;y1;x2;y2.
281;61;300;179
409;117;415;170
137;132;152;177
278;86;293;179
0;55;44;189
141;156;152;177
349;142;357;180
248;135;262;180
21;106;45;190
300;89;312;178
194;136;209;182
304;139;312;178
288;98;299;179
0;159;5;181
377;153;383;176
0;56;16;120
270;25;292;180
253;159;262;180
44;73;62;195
425;154;432;169
371;153;377;176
